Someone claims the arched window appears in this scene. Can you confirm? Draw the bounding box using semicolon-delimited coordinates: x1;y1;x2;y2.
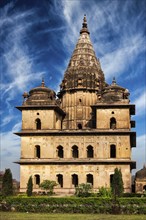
34;174;40;185
110;145;116;158
35;145;40;158
36;118;41;130
87;145;94;158
87;174;93;186
72;174;78;187
57;174;63;188
57;146;64;158
78;123;82;129
110;117;116;129
72;145;79;158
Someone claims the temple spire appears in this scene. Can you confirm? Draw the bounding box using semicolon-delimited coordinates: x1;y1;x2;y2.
80;15;90;34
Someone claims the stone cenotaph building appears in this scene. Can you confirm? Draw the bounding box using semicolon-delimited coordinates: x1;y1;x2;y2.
16;16;136;194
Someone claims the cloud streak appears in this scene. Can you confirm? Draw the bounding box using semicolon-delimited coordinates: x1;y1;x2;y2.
0;0;145;181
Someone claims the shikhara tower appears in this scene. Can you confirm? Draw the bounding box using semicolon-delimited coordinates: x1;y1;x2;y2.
16;16;136;193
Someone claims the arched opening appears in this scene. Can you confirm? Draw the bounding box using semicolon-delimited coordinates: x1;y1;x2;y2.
110;145;116;158
57;145;64;158
35;145;40;158
36;118;41;130
87;174;93;186
87;145;94;158
57;174;63;188
72;145;79;158
78;123;82;129
110;117;116;129
143;185;146;191
72;174;78;187
110;174;114;187
34;174;40;186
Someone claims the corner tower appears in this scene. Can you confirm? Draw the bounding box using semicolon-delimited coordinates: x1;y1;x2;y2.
58;15;105;129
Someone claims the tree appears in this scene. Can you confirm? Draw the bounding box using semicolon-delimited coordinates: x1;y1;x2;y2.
75;183;92;197
2;169;13;196
39;180;57;195
26;176;33;196
111;168;124;199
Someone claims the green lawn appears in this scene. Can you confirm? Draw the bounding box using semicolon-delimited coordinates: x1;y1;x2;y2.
1;212;146;220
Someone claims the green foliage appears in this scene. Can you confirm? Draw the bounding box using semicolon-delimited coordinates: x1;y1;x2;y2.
26;176;33;197
0;197;146;214
75;183;92;197
2;169;13;196
111;168;124;199
39;180;57;195
98;187;112;198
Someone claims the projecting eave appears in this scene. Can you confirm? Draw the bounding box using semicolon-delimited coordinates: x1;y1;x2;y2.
91;103;135;115
14;158;136;169
16;105;66;116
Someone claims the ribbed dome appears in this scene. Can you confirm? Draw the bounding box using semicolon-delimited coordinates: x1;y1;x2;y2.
135;166;146;179
99;78;130;103
59;15;105;97
22;79;56;106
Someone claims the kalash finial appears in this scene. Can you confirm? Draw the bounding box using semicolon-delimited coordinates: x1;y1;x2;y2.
112;77;116;85
41;77;45;87
80;14;90;34
83;14;87;28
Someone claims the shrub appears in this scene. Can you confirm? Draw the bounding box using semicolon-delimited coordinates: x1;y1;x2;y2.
0;197;146;214
98;187;112;198
39;180;57;195
75;183;92;197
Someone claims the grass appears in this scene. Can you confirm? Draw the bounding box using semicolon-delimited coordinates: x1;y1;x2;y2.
1;212;146;220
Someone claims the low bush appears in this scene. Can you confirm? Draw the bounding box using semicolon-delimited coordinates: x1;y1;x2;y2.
0;197;146;214
75;183;92;197
97;187;112;198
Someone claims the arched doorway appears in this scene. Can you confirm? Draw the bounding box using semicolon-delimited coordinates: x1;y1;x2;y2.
72;145;79;158
57;174;63;188
57;145;64;158
87;145;94;158
110;174;114;187
72;174;78;187
34;174;40;188
86;174;93;186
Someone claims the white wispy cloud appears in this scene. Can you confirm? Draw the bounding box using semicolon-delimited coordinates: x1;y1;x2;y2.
0;0;145;181
0;4;46;130
132;134;146;173
101;33;145;80
60;0;145;83
134;91;146;116
0;122;21;180
1;115;14;127
0;5;45;98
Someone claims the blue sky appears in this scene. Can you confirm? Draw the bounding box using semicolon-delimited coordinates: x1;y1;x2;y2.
0;0;146;181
